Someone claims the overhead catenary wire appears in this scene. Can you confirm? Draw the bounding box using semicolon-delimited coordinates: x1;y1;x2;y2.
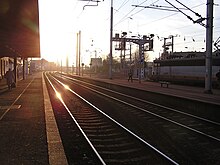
150;4;186;10
164;0;194;22
76;1;90;18
132;0;190;14
78;0;218;53
111;0;214;53
164;0;206;27
159;23;220;44
132;5;180;12
174;0;202;17
114;0;149;27
105;0;131;21
138;3;205;28
130;0;160;18
111;0;208;33
115;0;131;14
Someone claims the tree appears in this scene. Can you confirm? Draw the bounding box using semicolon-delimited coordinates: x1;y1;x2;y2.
101;56;121;73
132;47;150;64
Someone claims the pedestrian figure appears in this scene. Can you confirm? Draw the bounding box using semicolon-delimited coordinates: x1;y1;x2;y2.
216;69;220;88
128;69;133;82
4;68;15;90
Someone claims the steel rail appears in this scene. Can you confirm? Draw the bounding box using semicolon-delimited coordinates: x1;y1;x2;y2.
44;72;106;165
60;73;220;126
50;73;179;165
57;74;220;143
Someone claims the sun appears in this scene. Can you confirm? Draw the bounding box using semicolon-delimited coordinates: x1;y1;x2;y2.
38;0;76;64
38;0;110;66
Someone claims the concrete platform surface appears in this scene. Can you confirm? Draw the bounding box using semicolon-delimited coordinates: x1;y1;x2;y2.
88;76;220;106
0;72;67;165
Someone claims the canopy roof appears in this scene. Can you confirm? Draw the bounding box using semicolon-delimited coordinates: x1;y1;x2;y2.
0;0;40;58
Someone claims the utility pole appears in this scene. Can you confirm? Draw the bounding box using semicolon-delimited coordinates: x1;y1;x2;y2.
61;59;62;74
66;56;69;74
79;30;81;76
204;0;213;94
76;32;79;75
134;1;212;92
76;31;81;76
109;0;113;79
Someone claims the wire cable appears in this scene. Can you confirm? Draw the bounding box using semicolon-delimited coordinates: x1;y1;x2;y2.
164;0;194;22
139;3;205;27
165;0;206;27
175;0;202;17
114;0;149;27
130;0;160;19
116;0;131;13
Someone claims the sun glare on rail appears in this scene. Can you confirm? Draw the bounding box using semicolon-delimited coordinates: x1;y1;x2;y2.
56;91;62;100
63;84;70;90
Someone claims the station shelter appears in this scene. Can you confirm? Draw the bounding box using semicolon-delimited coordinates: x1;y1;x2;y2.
0;0;40;82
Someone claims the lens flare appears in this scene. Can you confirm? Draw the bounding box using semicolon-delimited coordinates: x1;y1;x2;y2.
63;84;70;90
56;91;62;100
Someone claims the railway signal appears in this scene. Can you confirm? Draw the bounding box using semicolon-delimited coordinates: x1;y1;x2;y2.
113;33;154;83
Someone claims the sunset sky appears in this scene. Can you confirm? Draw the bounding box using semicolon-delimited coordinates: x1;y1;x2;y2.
38;0;220;65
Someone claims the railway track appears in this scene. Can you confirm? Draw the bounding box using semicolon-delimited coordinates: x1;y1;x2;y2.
45;72;220;164
45;72;177;165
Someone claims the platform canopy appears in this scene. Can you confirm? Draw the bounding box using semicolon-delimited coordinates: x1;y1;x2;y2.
0;0;40;58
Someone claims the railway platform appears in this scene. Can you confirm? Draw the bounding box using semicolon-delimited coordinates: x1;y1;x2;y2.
91;76;220;106
0;72;219;164
0;72;67;165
